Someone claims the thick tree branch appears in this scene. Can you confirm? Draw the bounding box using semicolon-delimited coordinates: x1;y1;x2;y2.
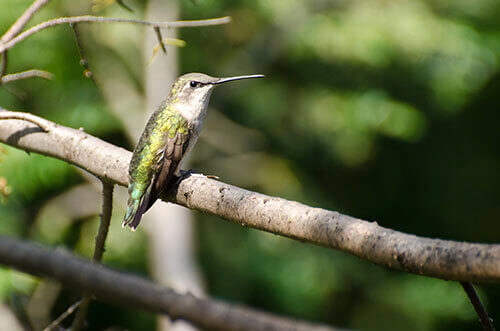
0;16;231;53
0;111;499;283
0;235;339;331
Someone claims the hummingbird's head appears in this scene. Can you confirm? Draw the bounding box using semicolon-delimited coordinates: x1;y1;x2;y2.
168;72;264;122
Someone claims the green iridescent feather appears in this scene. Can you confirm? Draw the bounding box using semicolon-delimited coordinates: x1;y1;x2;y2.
123;102;190;230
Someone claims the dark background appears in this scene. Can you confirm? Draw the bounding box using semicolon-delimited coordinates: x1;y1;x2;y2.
1;0;499;330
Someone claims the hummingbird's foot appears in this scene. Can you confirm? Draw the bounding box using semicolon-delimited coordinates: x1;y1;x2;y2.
173;169;194;186
179;169;195;177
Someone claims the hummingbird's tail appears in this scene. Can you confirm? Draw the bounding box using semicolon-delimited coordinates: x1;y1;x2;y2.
122;184;154;231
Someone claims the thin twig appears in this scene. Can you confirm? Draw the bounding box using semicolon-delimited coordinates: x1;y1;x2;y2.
70;23;98;86
71;181;114;331
0;51;7;84
93;182;114;262
461;282;496;331
0;16;231;53
153;26;167;54
0;0;51;43
43;300;82;331
1;69;53;84
0;111;52;132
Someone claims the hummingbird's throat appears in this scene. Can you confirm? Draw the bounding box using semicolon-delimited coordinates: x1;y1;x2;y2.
175;88;213;126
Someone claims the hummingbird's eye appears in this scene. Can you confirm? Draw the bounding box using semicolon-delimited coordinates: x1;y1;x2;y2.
189;81;198;88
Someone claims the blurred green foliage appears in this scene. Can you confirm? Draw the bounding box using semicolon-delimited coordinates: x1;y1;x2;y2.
1;0;499;330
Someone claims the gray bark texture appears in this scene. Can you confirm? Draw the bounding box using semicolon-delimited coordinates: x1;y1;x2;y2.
0;235;340;331
0;111;499;283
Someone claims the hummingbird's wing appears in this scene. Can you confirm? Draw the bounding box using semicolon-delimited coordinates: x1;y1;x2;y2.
152;129;190;201
123;111;190;230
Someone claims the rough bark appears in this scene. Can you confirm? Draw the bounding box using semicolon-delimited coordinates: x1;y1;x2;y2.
0;112;499;283
0;235;339;331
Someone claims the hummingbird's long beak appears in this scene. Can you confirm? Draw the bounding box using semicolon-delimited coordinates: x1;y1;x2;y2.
214;74;265;85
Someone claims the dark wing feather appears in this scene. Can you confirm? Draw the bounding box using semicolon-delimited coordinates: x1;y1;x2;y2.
147;130;191;210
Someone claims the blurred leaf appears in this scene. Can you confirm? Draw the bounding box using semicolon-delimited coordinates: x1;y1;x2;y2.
366;276;475;330
0;146;79;202
288;2;498;112
297;89;426;165
148;38;187;65
0;268;37;302
92;0;133;13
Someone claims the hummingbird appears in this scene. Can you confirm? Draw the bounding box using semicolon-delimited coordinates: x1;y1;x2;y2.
123;72;264;230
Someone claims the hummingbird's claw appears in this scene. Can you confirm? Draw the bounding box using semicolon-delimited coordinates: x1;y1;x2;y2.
179;169;195;177
174;169;193;186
